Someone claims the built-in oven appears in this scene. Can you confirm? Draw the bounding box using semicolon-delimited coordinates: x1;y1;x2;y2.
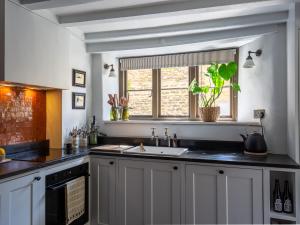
46;163;89;225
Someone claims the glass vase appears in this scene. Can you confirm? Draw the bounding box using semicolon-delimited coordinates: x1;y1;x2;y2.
122;107;130;121
110;107;118;121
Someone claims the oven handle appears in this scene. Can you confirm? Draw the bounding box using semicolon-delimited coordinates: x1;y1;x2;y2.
47;183;66;191
47;174;90;191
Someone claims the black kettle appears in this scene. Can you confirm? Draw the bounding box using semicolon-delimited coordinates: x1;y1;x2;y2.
240;132;267;156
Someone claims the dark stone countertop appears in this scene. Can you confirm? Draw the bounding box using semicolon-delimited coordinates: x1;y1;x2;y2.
93;136;300;169
0;148;89;180
90;149;300;169
0;160;42;180
0;137;299;181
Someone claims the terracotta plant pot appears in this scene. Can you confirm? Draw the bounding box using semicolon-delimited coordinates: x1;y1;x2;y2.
199;106;220;122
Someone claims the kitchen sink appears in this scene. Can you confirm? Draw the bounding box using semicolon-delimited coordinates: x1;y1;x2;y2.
124;146;188;156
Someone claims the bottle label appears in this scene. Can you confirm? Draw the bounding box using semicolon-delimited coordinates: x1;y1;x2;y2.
284;200;292;213
274;199;282;211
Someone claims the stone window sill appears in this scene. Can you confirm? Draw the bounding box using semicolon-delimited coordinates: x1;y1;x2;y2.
102;120;260;126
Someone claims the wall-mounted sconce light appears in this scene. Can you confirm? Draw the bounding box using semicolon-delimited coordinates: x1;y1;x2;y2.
104;64;116;77
243;49;262;68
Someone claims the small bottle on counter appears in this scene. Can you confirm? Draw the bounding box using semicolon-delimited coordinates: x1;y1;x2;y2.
172;134;178;148
89;115;98;145
273;179;283;212
283;180;293;213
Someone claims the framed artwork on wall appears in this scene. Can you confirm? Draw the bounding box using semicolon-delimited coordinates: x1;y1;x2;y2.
72;92;86;109
72;69;86;87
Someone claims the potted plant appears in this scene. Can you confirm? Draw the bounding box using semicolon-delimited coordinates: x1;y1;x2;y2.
189;61;240;122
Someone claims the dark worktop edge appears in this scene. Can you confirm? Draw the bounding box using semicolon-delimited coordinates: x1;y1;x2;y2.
0;151;89;181
89;151;300;169
1;146;299;181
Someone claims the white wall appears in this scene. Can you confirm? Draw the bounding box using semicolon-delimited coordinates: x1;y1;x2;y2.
92;25;288;154
238;24;287;154
91;54;103;121
90;53;119;122
62;35;92;145
297;3;300;163
100;122;260;141
285;3;299;162
100;53;119;120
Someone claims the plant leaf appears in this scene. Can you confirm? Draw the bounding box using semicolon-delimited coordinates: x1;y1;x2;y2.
212;76;224;88
201;86;210;94
188;79;210;95
211;87;220;95
207;63;218;75
231;83;241;92
227;61;238;76
218;61;238;81
188;79;198;94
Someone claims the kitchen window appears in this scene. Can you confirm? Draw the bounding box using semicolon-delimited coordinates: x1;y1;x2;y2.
119;49;238;120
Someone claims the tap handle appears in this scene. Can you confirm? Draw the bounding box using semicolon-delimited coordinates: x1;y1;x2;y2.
164;128;168;136
151;128;156;136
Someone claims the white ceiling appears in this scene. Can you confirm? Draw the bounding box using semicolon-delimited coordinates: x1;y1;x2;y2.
18;0;290;54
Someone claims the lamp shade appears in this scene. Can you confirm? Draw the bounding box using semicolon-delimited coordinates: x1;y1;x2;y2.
108;68;116;77
243;56;255;68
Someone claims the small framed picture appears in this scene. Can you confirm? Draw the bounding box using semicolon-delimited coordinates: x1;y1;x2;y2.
72;92;86;109
72;69;86;87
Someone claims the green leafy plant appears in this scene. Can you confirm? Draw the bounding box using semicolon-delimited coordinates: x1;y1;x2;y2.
189;61;240;108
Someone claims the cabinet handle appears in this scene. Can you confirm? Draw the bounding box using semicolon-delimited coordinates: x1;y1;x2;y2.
218;170;224;175
34;176;41;181
173;166;178;170
109;161;114;165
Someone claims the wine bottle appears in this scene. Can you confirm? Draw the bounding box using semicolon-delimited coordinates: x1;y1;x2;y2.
273;179;283;212
283;180;293;213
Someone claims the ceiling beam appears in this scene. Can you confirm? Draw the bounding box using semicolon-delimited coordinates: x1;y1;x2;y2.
19;0;103;10
58;0;287;26
85;11;288;42
86;23;281;53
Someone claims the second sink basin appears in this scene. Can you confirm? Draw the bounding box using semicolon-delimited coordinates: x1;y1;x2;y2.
124;146;188;156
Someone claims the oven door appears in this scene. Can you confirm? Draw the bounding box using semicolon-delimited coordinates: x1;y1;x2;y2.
46;175;89;225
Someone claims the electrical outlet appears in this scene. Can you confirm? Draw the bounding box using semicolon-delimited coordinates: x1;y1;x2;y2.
254;109;265;119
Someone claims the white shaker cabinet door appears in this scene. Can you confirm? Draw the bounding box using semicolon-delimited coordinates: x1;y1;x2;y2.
147;162;181;225
91;157;117;225
118;160;147;225
0;173;42;225
186;165;220;224
186;165;263;225
221;167;263;224
118;159;182;225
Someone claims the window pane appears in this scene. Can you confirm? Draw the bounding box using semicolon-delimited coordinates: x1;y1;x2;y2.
199;64;211;86
128;90;152;116
161;89;189;116
127;69;152;116
160;67;189;117
161;67;189;89
215;87;231;116
127;69;152;91
198;65;231;117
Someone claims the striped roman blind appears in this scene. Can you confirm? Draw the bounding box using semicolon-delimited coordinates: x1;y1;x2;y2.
119;49;236;71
